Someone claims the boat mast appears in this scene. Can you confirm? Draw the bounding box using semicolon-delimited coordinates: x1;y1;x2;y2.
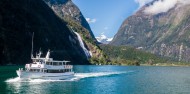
45;50;50;59
31;32;34;58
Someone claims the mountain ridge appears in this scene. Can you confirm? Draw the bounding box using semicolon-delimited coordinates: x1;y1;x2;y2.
0;0;109;65
43;0;109;65
0;0;90;65
111;1;190;62
44;0;96;40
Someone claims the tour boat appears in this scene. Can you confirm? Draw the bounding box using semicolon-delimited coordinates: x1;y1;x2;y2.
16;50;74;80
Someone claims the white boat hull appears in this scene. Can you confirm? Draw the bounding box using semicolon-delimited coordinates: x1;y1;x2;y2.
16;70;74;80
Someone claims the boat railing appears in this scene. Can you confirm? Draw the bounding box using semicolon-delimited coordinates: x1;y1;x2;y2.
64;65;73;69
45;64;73;69
18;68;23;71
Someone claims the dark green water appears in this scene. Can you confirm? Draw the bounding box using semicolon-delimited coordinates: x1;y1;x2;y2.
1;65;190;94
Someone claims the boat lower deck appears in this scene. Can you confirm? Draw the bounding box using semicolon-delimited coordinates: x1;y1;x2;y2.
16;70;74;80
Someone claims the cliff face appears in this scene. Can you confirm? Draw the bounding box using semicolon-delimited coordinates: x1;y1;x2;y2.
0;0;89;65
111;2;190;62
43;0;108;64
44;0;96;39
0;0;108;65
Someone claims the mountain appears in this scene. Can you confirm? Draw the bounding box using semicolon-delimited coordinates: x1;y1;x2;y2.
111;1;190;62
43;0;96;39
43;0;109;65
0;0;108;65
0;0;91;65
96;34;113;44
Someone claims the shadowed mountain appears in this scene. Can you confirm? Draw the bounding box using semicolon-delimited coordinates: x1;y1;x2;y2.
0;0;90;65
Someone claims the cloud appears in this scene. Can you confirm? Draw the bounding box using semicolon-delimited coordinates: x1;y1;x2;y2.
144;0;190;15
85;18;96;23
135;0;153;8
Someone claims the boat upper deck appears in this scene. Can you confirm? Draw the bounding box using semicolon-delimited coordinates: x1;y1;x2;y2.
25;50;73;70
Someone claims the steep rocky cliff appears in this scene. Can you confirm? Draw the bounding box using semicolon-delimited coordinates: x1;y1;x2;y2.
111;1;190;62
44;0;95;39
0;0;90;65
0;0;108;65
43;0;108;64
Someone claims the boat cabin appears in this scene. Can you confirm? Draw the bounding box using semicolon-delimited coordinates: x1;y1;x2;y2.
24;50;73;73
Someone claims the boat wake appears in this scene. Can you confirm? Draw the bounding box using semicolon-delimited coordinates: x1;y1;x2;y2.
5;71;133;83
75;71;130;79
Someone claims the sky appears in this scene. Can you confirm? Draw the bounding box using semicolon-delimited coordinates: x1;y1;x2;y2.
72;0;140;38
72;0;190;38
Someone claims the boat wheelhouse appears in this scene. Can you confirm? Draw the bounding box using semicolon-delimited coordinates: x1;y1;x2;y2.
16;50;74;80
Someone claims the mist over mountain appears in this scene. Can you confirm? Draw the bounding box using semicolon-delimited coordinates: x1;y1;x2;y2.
111;0;190;62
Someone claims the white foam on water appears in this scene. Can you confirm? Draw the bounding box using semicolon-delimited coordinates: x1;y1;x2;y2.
5;77;21;83
74;71;128;79
5;71;133;83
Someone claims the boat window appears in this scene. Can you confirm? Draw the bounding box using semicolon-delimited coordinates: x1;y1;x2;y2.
64;69;69;72
52;62;59;66
39;60;44;64
52;62;54;65
59;62;62;65
30;69;34;72
47;70;66;73
44;70;47;73
32;60;36;62
39;61;42;64
37;69;40;72
29;69;40;72
46;62;50;65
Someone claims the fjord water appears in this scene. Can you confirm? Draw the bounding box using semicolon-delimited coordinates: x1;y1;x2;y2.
1;66;190;94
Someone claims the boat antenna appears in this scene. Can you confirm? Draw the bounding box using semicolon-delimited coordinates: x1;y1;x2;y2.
31;32;34;58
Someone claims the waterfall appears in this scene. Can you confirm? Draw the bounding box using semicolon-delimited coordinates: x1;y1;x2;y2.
179;43;183;62
74;32;91;58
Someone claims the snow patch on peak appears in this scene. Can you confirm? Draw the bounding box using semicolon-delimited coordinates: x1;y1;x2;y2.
96;33;113;44
107;38;113;42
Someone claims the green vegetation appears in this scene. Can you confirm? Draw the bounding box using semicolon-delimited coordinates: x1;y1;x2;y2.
63;16;110;65
100;44;171;66
43;0;111;65
63;16;96;44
